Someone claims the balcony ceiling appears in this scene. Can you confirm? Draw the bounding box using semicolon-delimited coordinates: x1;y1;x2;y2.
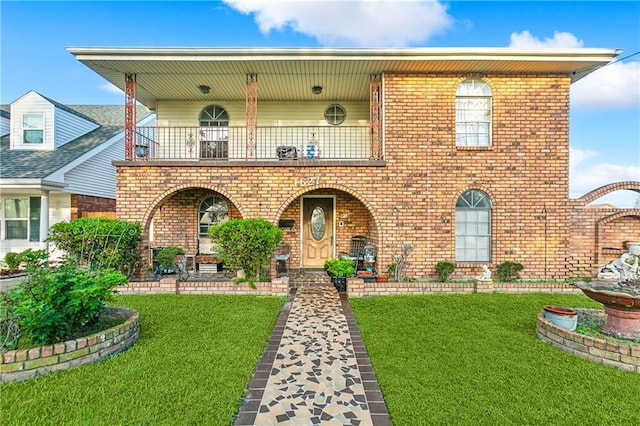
68;47;621;110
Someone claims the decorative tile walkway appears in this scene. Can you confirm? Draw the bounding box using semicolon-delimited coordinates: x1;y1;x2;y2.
235;285;391;425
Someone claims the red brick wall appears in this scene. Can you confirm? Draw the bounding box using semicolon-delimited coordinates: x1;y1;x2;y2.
115;72;630;280
70;194;116;219
569;201;640;278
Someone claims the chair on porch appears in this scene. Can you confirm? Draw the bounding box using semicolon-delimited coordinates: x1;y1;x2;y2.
274;242;291;276
339;235;367;272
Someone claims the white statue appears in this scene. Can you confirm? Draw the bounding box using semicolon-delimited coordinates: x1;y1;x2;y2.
476;264;492;281
598;244;640;282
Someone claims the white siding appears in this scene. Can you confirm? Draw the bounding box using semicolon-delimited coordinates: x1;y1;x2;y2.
156;100;369;126
0;115;9;137
155;100;370;159
53;106;99;148
10;92;55;150
64;137;123;199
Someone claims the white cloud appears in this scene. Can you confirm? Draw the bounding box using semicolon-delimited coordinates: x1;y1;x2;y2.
509;30;584;49
223;0;453;46
570;147;640;206
569;147;599;169
101;82;123;95
571;61;640;109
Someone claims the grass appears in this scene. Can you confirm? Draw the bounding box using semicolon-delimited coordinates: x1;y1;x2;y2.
350;293;640;425
0;294;284;426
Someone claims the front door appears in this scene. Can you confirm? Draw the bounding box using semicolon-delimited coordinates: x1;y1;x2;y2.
302;197;334;268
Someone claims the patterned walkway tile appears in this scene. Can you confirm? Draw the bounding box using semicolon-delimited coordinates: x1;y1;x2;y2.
235;286;391;425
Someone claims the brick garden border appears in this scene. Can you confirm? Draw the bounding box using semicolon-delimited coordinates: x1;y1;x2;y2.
536;308;639;373
1;306;140;383
117;277;289;296
347;278;582;297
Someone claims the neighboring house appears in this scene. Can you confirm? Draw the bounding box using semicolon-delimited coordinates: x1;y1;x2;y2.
69;47;639;280
0;91;153;260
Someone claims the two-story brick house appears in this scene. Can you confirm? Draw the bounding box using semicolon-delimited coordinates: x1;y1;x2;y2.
69;47;639;280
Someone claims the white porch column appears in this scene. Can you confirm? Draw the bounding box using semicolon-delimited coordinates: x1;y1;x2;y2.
40;190;50;251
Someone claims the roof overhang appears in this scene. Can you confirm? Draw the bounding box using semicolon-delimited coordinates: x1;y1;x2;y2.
68;47;622;109
0;179;67;191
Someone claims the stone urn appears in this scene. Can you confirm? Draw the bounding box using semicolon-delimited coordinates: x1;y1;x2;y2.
575;243;640;339
575;283;640;339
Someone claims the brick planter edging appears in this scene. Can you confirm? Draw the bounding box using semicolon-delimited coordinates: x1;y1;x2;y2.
347;278;582;297
117;277;289;296
1;306;140;383
536;309;640;374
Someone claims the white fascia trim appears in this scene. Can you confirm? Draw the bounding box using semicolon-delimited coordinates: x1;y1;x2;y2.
67;46;622;61
0;179;67;191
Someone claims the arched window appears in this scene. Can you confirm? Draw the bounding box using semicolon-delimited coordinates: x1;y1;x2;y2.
198;196;229;237
456;78;492;147
199;105;229;126
198;105;229;159
455;190;492;262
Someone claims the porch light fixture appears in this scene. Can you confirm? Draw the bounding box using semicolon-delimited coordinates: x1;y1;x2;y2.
311;85;322;95
134;143;148;158
198;85;210;94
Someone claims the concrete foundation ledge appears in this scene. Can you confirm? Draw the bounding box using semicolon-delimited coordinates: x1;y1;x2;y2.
1;306;140;383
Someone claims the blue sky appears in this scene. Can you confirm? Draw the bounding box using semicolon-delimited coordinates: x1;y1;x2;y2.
2;1;639;206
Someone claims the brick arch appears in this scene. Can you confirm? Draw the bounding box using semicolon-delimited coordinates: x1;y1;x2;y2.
451;75;496;100
140;183;245;232
594;209;640;267
272;184;379;226
597;209;640;227
579;181;640;205
272;184;382;258
451;186;497;208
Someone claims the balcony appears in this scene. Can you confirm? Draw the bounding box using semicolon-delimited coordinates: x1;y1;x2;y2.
131;126;381;163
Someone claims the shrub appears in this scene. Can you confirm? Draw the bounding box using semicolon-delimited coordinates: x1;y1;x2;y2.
497;261;524;282
324;258;356;277
3;262;126;346
436;261;455;282
208;218;282;281
3;252;23;274
155;246;185;269
47;218;141;277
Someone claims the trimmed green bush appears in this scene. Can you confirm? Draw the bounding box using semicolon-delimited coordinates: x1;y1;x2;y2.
208;218;282;280
47;218;141;277
324;258;356;277
497;261;524;282
2;252;23;274
436;261;455;282
155;246;185;269
2;263;126;346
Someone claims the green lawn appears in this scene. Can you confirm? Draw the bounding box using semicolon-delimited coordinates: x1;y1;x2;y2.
0;294;284;426
350;293;640;425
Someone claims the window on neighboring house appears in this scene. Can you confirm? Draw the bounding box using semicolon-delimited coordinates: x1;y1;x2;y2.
198;196;229;237
324;104;346;125
3;197;40;241
455;190;491;262
456;78;492;147
198;105;229;159
23;113;44;144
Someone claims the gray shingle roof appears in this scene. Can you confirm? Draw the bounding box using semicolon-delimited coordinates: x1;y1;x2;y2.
0;105;151;179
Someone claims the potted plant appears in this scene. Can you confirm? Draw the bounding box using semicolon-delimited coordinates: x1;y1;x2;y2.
384;263;398;282
324;258;355;292
155;246;185;275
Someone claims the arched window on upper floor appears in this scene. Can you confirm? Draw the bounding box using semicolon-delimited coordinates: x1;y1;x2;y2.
455;189;492;262
455;78;492;147
198;105;229;159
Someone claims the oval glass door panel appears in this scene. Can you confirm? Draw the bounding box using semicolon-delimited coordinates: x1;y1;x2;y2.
311;206;326;240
